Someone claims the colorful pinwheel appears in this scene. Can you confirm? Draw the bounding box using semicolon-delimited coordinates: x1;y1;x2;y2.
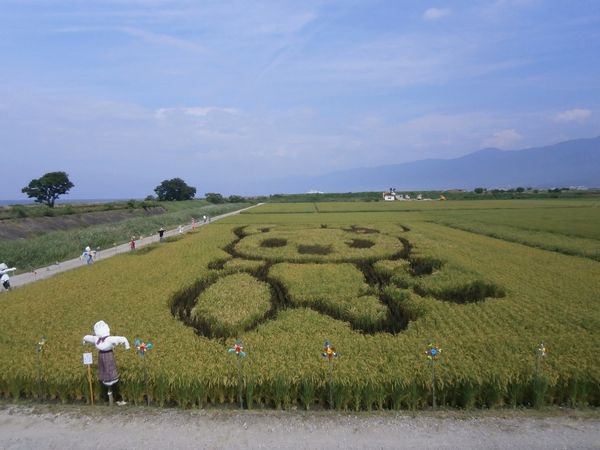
228;340;247;407
134;339;153;356
425;343;442;360
229;340;246;357
322;340;338;362
425;342;443;408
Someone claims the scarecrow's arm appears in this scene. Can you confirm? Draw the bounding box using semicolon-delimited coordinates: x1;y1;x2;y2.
106;335;131;350
82;335;96;345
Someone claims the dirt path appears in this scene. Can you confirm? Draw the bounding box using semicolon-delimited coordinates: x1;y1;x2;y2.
7;204;260;289
1;404;598;450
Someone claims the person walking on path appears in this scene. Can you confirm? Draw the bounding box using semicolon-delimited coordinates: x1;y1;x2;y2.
158;227;165;242
129;237;136;251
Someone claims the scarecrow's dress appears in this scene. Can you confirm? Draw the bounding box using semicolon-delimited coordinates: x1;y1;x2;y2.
98;349;119;384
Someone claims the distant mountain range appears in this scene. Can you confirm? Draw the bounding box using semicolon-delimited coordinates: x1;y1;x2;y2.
251;136;600;194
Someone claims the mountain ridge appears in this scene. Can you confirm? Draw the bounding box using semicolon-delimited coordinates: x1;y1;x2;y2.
248;136;600;194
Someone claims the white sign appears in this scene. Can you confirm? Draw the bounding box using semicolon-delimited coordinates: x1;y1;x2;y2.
83;352;93;365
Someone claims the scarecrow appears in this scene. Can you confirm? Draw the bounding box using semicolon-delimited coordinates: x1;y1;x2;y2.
82;320;130;405
0;263;16;291
81;246;96;264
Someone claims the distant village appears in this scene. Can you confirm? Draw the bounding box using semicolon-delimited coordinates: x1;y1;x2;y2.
382;188;444;201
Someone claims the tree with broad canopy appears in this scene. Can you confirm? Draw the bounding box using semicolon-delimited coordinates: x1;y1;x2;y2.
154;178;196;201
21;171;74;207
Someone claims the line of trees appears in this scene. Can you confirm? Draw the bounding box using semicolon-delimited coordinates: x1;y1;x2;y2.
20;172;247;207
152;180;247;203
204;193;246;204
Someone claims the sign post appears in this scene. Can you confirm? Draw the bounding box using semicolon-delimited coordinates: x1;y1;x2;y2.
83;352;94;405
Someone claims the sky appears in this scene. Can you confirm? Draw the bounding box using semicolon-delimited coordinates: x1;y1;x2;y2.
1;0;599;199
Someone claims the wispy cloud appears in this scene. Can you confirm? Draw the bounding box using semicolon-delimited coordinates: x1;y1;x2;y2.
155;106;239;119
423;8;451;21
275;33;469;88
554;108;592;123
120;27;205;52
253;11;317;35
483;129;523;148
493;0;540;8
51;25;206;52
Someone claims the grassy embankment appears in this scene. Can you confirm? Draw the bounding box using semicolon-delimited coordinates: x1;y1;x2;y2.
0;199;158;220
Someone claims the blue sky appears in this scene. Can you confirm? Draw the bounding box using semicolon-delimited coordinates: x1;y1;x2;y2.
1;0;599;198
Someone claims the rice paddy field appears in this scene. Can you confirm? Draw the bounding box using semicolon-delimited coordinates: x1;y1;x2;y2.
0;198;599;410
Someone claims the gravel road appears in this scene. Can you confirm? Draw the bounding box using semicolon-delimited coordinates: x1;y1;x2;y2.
1;404;598;450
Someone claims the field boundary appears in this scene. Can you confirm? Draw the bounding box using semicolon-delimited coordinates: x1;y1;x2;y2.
428;220;600;262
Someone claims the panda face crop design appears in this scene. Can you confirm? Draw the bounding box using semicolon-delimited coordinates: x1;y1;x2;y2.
171;225;505;339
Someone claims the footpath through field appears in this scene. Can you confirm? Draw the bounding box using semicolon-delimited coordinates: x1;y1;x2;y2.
8;204;261;289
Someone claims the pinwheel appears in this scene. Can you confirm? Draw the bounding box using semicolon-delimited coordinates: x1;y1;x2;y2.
229;340;247;357
133;338;154;405
321;340;338;408
322;340;338;362
425;342;442;409
425;343;442;360
134;339;153;356
229;340;246;408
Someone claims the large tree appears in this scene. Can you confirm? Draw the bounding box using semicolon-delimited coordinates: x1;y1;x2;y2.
21;171;74;207
154;178;196;201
